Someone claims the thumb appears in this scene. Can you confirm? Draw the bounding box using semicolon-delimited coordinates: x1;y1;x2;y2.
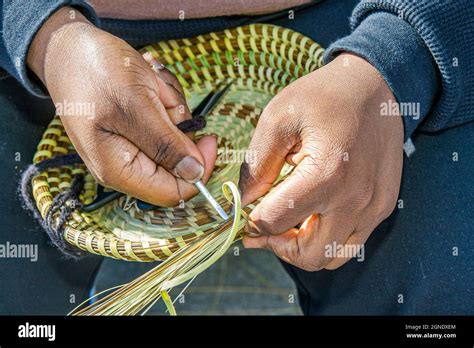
238;115;299;206
245;145;329;236
124;98;206;183
243;214;330;271
96;133;216;207
243;227;301;266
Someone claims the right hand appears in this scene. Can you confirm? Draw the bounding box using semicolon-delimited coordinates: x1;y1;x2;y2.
27;7;217;206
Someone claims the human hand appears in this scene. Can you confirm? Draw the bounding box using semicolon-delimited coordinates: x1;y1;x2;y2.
239;53;404;270
27;7;217;206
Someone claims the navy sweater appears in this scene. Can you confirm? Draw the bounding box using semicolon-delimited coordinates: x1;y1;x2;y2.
1;0;473;142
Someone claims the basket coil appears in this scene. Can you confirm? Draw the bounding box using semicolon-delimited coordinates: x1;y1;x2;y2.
30;24;325;262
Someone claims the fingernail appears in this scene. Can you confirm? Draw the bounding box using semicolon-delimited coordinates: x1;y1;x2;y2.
143;52;165;71
152;62;165;71
174;156;204;183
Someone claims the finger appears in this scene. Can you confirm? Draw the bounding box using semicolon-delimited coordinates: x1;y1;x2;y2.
123;97;206;183
153;78;196;142
323;224;374;270
176;135;218;198
243;214;318;250
305;212;356;269
243;215;318;270
155;77;191;126
93;133;217;206
142;52;188;109
285;147;302;166
245;149;335;236
238;109;299;206
153;78;192;130
244;213;354;271
243;228;300;266
143;52;194;138
118;54;207;182
142;52;184;94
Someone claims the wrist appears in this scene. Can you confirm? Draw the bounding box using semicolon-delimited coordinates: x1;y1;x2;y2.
27;6;92;84
329;53;404;140
330;53;396;112
324;12;440;140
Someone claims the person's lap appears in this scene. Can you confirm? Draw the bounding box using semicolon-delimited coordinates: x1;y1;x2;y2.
0;77;102;314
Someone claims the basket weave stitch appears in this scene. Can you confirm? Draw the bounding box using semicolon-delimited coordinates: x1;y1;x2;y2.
30;24;324;262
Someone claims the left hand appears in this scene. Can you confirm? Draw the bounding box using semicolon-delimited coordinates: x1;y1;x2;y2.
239;53;404;271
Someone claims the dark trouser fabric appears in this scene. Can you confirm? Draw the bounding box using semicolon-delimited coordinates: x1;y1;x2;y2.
0;77;102;314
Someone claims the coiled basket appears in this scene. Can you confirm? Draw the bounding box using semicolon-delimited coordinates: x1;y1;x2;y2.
30;24;324;262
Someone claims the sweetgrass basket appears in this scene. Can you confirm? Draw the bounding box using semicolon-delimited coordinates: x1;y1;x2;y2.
29;24;324;262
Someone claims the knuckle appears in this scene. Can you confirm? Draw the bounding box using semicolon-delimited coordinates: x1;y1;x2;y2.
294;246;327;272
323;146;347;178
324;148;346;175
371;200;394;223
300;258;326;272
375;189;398;221
379;199;397;220
299;155;321;177
301;148;346;190
352;185;375;211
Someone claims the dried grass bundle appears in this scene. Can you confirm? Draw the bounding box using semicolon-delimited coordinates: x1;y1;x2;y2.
69;181;245;315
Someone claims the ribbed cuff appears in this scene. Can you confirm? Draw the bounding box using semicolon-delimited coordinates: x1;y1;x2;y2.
323;12;440;140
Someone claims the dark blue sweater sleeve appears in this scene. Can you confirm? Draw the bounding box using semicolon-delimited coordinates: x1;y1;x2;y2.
323;0;474;140
0;0;99;98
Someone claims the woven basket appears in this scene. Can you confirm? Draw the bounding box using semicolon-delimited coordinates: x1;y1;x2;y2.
30;24;324;262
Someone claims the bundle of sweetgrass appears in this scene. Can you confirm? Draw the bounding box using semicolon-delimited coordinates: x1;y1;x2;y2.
69;181;245;316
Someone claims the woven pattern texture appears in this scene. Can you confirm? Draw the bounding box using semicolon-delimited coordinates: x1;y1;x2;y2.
30;24;324;262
